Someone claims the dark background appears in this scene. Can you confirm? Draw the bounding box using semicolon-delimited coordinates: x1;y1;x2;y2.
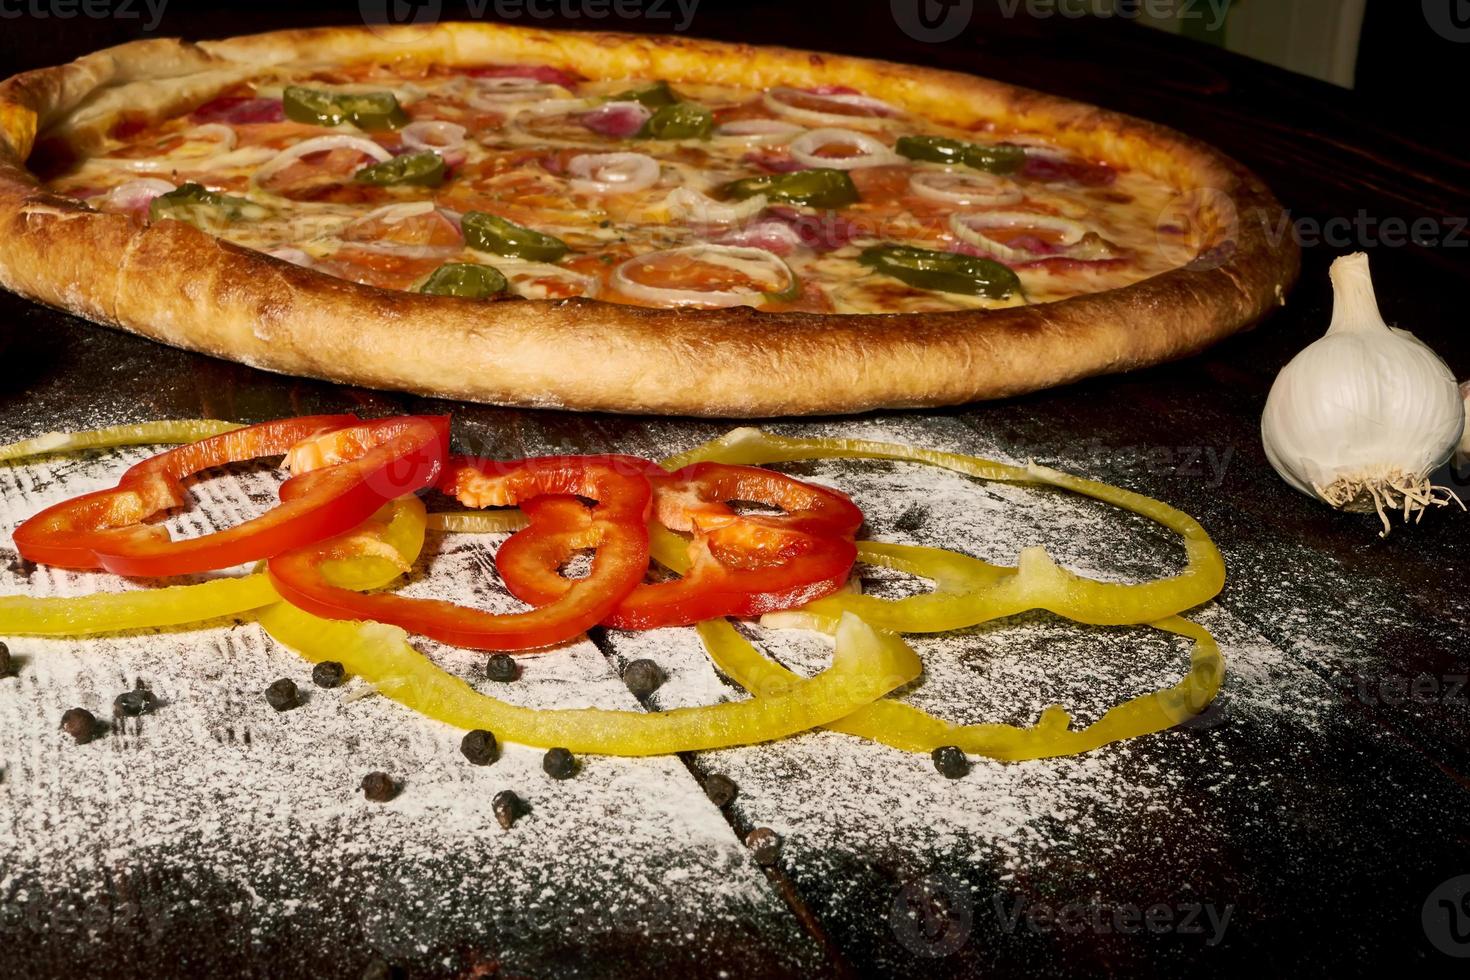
3;3;1470;977
1;0;1464;147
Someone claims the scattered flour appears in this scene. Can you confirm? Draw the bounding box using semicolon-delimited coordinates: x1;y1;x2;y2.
0;422;1354;974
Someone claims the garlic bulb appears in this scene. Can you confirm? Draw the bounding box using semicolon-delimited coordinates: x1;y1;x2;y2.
1261;252;1465;535
1459;381;1470;467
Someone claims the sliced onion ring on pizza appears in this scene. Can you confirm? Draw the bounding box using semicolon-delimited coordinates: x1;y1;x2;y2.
568;152;662;194
909;169;1024;207
762;86;900;129
714;118;804;144
788;128;901;170
613;244;797;308
950;211;1119;263
253;135;393;188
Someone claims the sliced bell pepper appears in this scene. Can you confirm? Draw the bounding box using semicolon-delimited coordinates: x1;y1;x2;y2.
462;211;570;262
758;540;1008;633
419;262;508;298
894;135;1026;174
426;510;528;534
149;182;272;229
661;428;1225;626
719;169;860;209
0;575;279;636
652;462;863;539
858;244;1021;299
612;80;678;108
13;415;448;577
0;497;425;636
353;150;446;187
697;615;1223;761
269;455;653;650
283;86;408;130
495;462;863;630
258;601;921;755
0;419;243;462
639;102;713;140
610;525;855;631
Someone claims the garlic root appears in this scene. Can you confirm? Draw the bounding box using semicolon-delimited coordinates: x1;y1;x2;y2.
1314;467;1465;538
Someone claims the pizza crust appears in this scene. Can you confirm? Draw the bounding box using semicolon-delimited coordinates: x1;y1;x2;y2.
0;22;1298;417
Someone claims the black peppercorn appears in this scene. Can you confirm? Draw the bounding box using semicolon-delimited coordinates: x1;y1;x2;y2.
542;747;578;780
460;729;498;766
361;771;398;802
0;640;13;677
61;707;98;744
493;789;525;830
113;687;158;717
622;658;665;698
485;653;519;682
931;745;969;779
265;678;301;712
312;661;346;689
745;827;781;866
704;773;738;808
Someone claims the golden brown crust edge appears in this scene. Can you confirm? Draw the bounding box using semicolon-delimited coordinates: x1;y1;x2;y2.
0;22;1299;417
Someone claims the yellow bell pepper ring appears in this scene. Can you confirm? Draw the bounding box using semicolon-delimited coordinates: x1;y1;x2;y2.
258;605;922;756
0;499;424;638
664;428;1226;627
0;419;243;462
698;614;1223;762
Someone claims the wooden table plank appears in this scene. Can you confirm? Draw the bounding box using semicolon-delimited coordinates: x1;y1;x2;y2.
0;445;826;979
4;4;1470;975
597;416;1470;976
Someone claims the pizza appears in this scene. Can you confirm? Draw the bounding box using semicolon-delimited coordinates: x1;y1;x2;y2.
0;22;1298;416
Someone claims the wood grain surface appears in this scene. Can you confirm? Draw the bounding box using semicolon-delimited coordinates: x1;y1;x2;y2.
2;3;1469;978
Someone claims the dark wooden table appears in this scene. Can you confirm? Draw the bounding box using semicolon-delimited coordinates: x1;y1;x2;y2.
3;4;1469;977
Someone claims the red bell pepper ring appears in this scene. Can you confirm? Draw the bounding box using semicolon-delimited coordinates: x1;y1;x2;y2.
652;462;863;539
12;415;449;577
603;525;857;630
497;462;862;630
268;455;653;651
